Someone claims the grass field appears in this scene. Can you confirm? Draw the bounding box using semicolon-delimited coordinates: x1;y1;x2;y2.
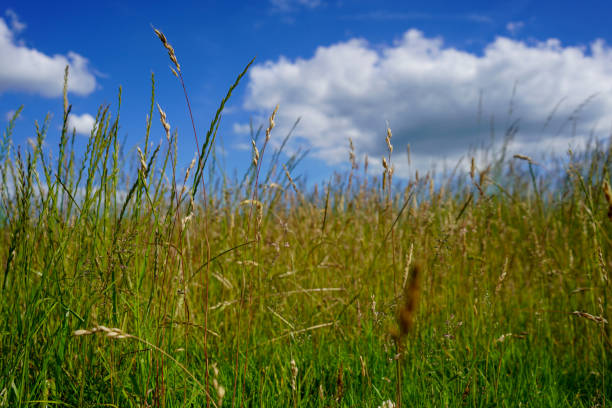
0;30;611;407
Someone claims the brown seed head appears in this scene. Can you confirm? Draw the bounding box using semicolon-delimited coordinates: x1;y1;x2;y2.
335;363;344;403
397;264;420;338
572;310;608;324
470;157;475;180
603;180;612;220
397;264;420;337
513;154;535;164
349;138;357;170
153;28;167;44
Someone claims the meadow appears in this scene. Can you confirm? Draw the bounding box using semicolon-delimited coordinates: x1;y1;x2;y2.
0;30;610;407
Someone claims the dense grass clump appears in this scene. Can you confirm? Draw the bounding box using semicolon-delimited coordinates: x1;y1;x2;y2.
0;31;610;407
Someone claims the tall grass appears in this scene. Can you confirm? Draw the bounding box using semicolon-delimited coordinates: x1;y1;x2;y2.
0;30;610;407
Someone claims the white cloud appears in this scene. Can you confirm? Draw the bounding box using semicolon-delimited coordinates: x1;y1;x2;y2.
0;11;97;97
67;113;96;135
233;122;251;135
506;21;525;35
344;11;493;24
233;142;251;151
242;29;612;175
270;0;322;12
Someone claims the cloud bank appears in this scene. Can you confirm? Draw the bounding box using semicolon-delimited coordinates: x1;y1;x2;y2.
240;29;612;174
0;10;97;97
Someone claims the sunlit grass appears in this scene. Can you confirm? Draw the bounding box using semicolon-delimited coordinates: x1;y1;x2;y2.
0;30;610;407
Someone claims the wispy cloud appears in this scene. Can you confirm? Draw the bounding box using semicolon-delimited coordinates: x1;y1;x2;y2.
506;21;525;35
233;122;251;135
5;9;25;33
241;30;612;174
270;0;323;13
0;10;97;97
343;10;493;24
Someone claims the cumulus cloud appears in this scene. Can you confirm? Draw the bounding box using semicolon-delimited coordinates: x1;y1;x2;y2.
67;113;96;136
241;29;612;175
0;11;97;97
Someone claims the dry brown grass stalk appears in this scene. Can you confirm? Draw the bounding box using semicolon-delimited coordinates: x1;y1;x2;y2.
495;257;509;295
258;321;336;347
470;157;475;181
283;164;300;196
335;363;344;403
402;243;414;290
572;311;608;325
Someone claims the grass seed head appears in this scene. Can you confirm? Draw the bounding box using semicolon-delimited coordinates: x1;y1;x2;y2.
359;355;367;377
495;257;509;295
153;27;181;73
385;127;393;154
572;311;608;325
137;147;147;172
290;359;298;391
470;157;475;180
396;264;420;339
252;139;259;167
603;180;612;220
349;138;357;170
335;363;344;402
157;103;171;141
402;243;414;289
73;325;131;340
513;154;535;164
266;105;279;142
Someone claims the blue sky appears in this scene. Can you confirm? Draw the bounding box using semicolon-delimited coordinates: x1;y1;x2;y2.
2;1;612;184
